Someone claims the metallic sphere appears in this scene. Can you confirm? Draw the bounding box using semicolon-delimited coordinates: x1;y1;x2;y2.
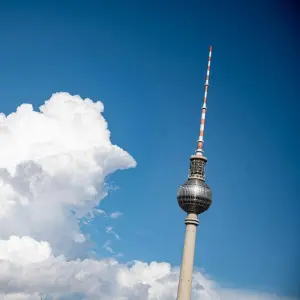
177;178;212;214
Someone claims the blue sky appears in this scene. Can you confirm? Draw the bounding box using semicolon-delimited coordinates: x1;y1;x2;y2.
0;0;299;298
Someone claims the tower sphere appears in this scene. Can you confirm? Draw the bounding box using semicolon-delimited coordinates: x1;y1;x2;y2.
177;178;212;214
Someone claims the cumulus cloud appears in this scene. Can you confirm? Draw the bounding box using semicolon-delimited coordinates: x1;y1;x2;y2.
0;250;294;300
0;236;53;265
0;92;294;299
0;92;136;254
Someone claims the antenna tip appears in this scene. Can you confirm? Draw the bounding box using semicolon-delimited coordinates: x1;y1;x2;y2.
209;45;213;51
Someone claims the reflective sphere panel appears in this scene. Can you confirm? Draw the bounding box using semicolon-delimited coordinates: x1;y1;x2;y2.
177;178;212;214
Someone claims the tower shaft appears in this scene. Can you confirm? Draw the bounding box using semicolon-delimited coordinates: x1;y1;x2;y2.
176;213;199;300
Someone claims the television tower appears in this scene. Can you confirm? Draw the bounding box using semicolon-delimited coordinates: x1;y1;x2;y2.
176;46;213;300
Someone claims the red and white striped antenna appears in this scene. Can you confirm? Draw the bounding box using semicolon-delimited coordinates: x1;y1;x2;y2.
196;45;212;156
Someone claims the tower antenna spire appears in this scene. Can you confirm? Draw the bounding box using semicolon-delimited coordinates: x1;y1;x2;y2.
196;45;212;156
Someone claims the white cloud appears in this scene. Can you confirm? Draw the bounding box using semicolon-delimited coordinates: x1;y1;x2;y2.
0;248;295;300
103;240;115;254
0;92;136;254
0;93;295;300
110;211;123;219
0;236;53;266
106;226;121;240
0;293;41;300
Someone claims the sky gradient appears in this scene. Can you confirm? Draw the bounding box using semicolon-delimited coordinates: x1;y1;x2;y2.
0;0;299;298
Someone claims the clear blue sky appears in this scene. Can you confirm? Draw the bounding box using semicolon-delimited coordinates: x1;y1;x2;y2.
0;0;299;298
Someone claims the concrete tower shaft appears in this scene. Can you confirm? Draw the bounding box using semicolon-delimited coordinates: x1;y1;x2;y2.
176;46;213;300
176;213;199;300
